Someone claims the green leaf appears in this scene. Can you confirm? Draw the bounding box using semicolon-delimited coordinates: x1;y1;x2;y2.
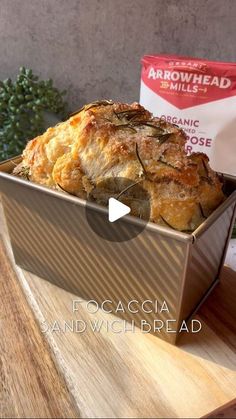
0;67;68;160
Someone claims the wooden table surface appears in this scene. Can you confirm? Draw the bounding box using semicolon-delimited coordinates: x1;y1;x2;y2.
1;210;236;418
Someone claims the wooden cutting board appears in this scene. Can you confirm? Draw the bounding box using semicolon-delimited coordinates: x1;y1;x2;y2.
0;239;79;418
1;209;236;418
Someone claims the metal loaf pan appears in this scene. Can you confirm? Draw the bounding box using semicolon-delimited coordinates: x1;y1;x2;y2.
0;156;236;344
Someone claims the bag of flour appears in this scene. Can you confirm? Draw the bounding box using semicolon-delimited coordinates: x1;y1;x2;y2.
140;54;236;176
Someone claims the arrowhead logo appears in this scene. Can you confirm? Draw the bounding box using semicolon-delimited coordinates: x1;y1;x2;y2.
108;198;130;222
141;57;236;110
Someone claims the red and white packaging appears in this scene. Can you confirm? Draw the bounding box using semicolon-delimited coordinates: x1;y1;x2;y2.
140;54;236;175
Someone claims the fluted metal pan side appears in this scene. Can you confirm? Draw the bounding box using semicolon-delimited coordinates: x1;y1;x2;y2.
0;157;236;344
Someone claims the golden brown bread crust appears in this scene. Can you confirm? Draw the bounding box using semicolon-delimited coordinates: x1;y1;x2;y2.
14;100;225;231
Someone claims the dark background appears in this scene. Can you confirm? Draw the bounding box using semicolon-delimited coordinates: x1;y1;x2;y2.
1;0;235;110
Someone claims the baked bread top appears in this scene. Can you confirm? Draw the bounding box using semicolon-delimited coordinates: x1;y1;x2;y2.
14;100;225;231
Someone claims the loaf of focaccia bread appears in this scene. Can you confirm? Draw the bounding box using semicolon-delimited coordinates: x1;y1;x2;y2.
13;100;225;231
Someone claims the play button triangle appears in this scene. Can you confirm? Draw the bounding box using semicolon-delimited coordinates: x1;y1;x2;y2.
108;198;131;222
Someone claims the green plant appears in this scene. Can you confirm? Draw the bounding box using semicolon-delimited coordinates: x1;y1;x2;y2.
0;67;68;161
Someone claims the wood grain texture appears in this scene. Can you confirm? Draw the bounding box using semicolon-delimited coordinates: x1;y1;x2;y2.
1;207;236;418
0;239;80;419
18;267;236;418
204;398;236;418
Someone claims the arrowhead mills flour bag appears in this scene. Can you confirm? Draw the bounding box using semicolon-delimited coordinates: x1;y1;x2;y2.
140;55;236;176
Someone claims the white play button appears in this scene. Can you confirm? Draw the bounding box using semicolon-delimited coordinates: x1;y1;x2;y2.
86;177;150;241
108;198;131;222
